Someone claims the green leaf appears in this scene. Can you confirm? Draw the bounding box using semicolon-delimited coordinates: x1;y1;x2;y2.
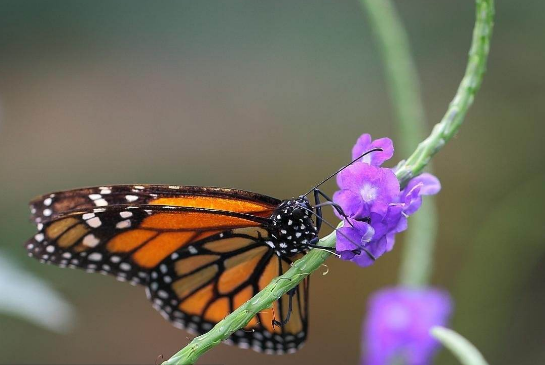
431;326;489;365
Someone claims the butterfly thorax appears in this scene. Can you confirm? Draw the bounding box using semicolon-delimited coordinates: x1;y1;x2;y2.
266;196;317;257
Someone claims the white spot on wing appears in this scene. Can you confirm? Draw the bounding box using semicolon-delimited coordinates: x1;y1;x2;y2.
87;217;102;228
116;220;131;229
82;213;95;220
88;252;103;262
43;209;52;217
94;199;108;207
43;198;53;206
89;194;102;201
120;211;133;218
83;234;100;248
125;195;138;202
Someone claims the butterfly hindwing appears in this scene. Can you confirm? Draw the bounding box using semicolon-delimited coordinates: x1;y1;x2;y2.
147;229;309;353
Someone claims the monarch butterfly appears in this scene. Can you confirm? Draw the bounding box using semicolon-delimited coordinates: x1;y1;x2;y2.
25;150;379;354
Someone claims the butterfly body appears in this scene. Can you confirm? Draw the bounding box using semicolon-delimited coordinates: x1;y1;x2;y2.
266;197;317;257
25;185;317;354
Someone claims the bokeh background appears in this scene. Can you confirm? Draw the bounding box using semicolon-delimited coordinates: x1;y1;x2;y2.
1;1;544;364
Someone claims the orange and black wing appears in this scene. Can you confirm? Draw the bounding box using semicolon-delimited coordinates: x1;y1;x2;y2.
26;189;309;352
146;229;309;354
29;185;280;224
25;205;269;284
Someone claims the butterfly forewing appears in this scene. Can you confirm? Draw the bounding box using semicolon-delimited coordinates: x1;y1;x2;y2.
26;205;268;283
30;185;280;224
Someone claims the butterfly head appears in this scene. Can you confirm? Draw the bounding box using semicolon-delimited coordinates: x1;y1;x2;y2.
269;197;317;256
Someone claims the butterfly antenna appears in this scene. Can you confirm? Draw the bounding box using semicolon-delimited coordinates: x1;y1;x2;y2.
299;206;376;261
303;148;383;196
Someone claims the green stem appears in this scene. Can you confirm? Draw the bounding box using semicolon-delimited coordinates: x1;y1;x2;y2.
163;0;494;363
395;0;494;188
358;0;437;287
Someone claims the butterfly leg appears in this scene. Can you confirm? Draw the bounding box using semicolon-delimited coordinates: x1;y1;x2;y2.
272;287;297;328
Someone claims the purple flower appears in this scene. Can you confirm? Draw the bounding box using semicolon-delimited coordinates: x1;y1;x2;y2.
333;134;440;266
362;287;453;365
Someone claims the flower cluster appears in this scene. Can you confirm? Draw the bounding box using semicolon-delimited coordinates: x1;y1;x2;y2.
333;134;441;267
362;287;453;365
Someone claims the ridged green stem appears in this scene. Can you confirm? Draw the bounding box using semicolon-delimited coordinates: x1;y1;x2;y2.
394;0;494;187
163;0;494;363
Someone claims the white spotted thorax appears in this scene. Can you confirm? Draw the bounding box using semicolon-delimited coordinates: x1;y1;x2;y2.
268;196;317;256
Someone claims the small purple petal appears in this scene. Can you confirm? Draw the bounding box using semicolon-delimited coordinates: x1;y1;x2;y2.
402;184;424;216
332;190;363;219
405;173;441;196
352;235;388;267
352;134;395;166
336;219;375;253
398;173;440;216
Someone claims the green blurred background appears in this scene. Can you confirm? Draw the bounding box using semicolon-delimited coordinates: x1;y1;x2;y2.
0;1;544;364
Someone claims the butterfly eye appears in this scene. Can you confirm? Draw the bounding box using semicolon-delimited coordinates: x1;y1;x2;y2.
292;208;305;220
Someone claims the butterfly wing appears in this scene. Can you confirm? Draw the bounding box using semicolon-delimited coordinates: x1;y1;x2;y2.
26;186;310;352
26;205;269;283
148;232;309;354
29;185;280;224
